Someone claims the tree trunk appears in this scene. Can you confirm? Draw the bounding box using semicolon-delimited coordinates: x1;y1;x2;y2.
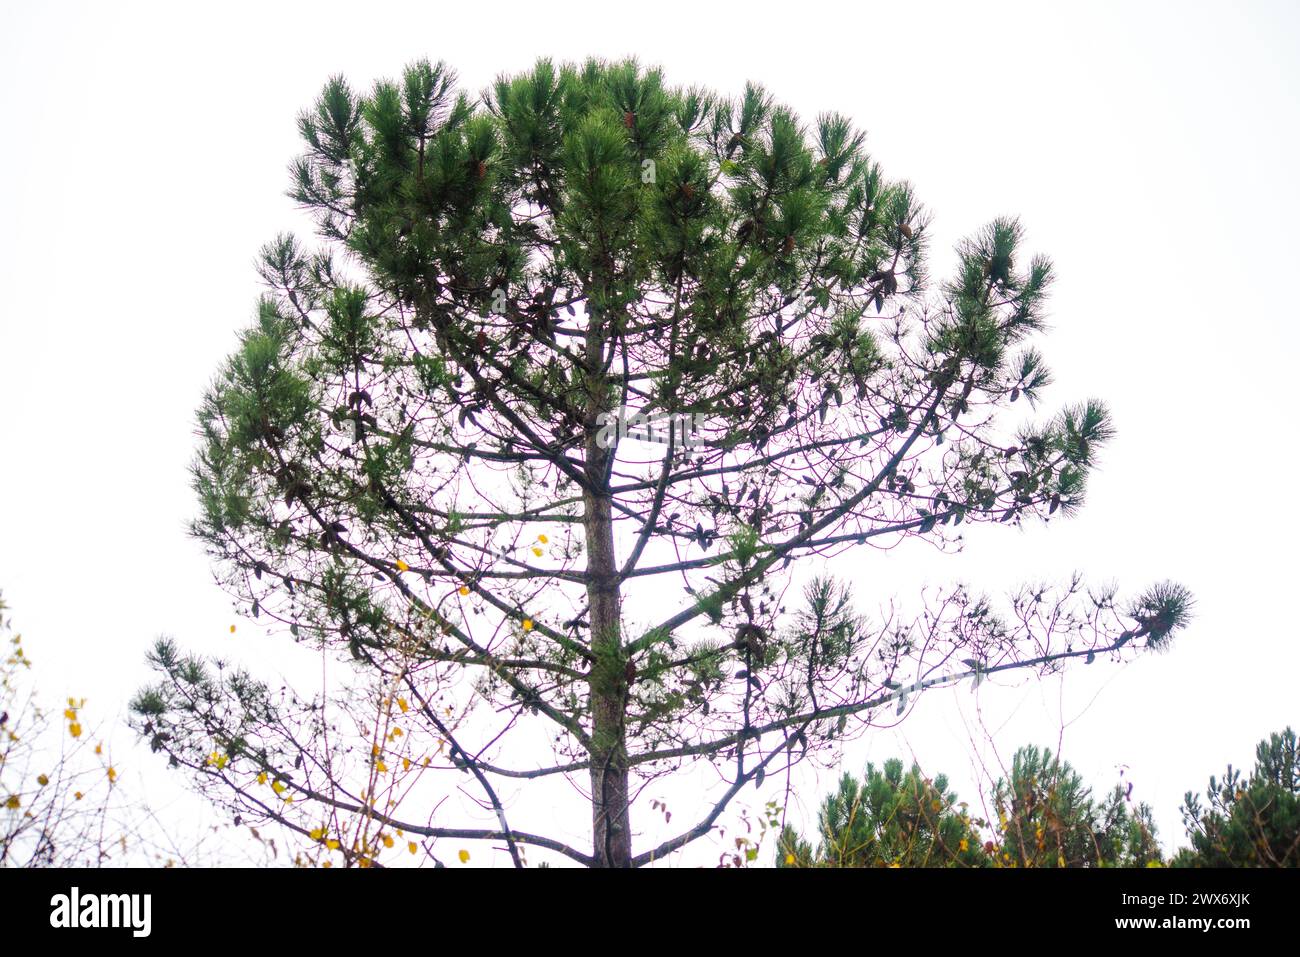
582;294;632;867
584;489;632;867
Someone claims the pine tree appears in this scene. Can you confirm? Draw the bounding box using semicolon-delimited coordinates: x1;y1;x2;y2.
131;58;1191;868
1176;727;1300;867
993;745;1161;868
776;759;988;867
776;745;1162;868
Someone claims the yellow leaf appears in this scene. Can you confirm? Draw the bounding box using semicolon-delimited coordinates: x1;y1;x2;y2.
63;708;77;720
532;547;543;557
522;618;534;632
408;841;418;855
230;625;236;634
107;766;117;783
376;761;387;773
538;534;548;544
402;757;411;771
310;827;325;841
326;839;340;850
5;794;19;809
458;849;470;864
272;780;286;795
322;860;332;869
784;853;795;865
382;834;394;848
458;586;470;596
73;791;83;801
371;743;381;757
94;743;102;756
395;559;410;572
257;771;268;785
397;697;409;713
68;721;81;739
37;774;48;787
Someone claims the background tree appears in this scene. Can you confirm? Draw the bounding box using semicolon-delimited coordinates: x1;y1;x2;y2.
1174;727;1299;867
133;57;1191;868
0;592;123;866
0;591;178;867
776;758;988;867
777;745;1161;868
993;745;1161;868
1;593;273;869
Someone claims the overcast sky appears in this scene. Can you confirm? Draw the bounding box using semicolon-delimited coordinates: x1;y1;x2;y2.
2;0;1298;864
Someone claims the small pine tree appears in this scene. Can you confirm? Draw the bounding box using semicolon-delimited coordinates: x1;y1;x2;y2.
781;744;1162;868
993;745;1161;868
777;759;987;867
1175;727;1300;867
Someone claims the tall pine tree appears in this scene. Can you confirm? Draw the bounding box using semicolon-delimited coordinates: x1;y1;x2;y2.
132;58;1191;868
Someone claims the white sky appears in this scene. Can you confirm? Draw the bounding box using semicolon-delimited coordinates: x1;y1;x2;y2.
2;0;1298;864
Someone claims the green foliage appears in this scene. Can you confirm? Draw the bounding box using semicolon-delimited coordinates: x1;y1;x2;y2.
1175;727;1300;867
1128;581;1196;651
782;744;1161;868
777;759;987;867
787;578;859;673
994;746;1160;868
